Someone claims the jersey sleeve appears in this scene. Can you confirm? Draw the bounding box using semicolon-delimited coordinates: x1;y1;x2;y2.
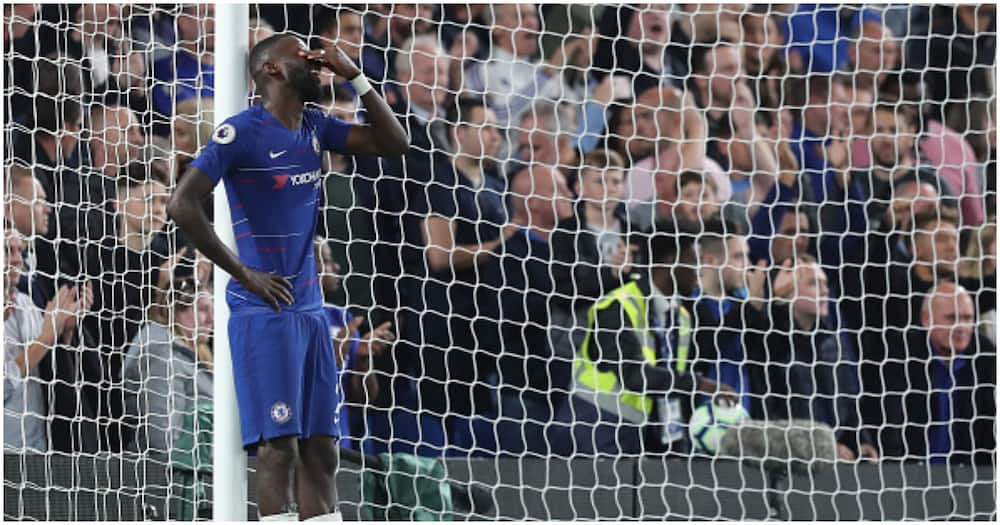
189;118;249;184
317;113;354;153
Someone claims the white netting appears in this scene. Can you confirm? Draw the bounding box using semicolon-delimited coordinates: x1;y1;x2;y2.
3;3;996;521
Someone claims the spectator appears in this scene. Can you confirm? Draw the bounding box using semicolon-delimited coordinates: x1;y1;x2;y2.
689;40;779;214
80;163;177;451
358;34;449;337
788;74;853;204
959;224;998;318
5;165;50;249
631;168;723;234
623;86;718;209
594;5;682;94
362;3;436;87
315;237;393;451
556;223;737;456
4;3;41;125
511;100;578;173
741;7;789;114
749;204;811;266
464;4;577;126
551;150;639;315
172;97;215;182
749;256;879;461
4;229;92;452
151;3;215;133
313;6;373;94
921;117;987;228
842;15;900;92
819;100;950;274
85;104;146;182
686;219;769;415
912;5;996;121
882;283;996;464
65;4;125;95
494;164;573;457
122;275;213;453
784;5;882;74
410;97;511;450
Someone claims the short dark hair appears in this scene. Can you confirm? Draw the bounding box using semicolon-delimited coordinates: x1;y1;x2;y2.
692;39;737;76
249;33;293;78
446;96;489;129
314;5;363;35
698;217;744;256
912;207;960;232
649;220;696;265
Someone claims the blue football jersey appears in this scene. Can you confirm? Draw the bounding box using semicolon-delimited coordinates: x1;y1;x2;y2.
191;105;353;313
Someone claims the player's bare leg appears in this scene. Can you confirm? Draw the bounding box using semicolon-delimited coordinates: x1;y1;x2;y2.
296;435;340;519
256;436;299;517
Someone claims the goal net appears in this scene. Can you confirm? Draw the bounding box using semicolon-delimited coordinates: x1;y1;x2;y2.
3;3;996;521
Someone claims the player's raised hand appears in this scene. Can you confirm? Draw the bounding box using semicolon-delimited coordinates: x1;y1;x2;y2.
298;46;361;81
237;266;294;311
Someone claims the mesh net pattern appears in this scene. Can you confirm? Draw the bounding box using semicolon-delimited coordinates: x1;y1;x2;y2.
2;3;997;521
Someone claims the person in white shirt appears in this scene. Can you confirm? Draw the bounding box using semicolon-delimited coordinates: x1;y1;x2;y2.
4;228;92;452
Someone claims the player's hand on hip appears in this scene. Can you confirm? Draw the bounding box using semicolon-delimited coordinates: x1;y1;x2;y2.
298;46;361;80
237;266;294;311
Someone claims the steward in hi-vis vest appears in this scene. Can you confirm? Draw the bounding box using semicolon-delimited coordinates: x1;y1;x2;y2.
554;225;737;456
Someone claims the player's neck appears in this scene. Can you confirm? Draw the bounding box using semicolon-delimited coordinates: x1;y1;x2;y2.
262;94;305;131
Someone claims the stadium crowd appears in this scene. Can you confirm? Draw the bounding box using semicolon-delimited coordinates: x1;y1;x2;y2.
3;4;997;465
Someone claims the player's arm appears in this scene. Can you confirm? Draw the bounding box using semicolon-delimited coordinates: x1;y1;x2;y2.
167;168;293;311
299;46;408;157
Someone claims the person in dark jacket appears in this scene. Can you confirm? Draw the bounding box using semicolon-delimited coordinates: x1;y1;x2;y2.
750;255;879;461
881;282;996;465
551;150;641;316
685;218;771;416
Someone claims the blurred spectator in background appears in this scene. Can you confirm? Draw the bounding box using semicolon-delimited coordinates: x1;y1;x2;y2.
65;4;125;96
151;4;215;134
789;74;853;204
315;237;394;451
843;14;900;93
686;219;769;415
360;34;449;333
4;229;93;452
81;163;176;450
314;6;372;93
749;255;878;461
740;6;787;110
85;104;146;183
5;166;50;289
412;97;510;451
882;283;996;464
465;4;579;127
914;5;996;122
689;40;779;216
364;3;436;87
4;3;41;125
594;5;681;94
495;164;573;457
511;100;578;174
623;86;715;212
123;275;213;453
552;150;638;316
172;98;215;183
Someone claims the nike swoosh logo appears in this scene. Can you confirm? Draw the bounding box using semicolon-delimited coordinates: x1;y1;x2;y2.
269;150;287;159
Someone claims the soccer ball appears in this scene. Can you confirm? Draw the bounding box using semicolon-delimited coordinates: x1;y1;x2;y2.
689;402;750;454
